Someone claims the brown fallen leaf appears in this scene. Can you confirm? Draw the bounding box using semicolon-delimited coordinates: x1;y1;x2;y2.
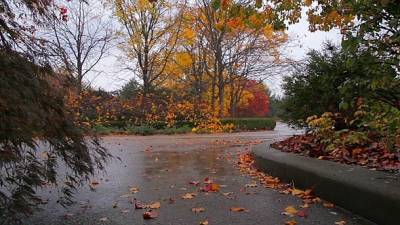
120;209;131;213
230;207;245;211
199;220;209;225
191;207;205;212
284;219;297;225
334;221;346;225
189;180;200;185
112;202;118;208
100;217;107;222
127;186;139;193
245;183;257;187
323;202;334;208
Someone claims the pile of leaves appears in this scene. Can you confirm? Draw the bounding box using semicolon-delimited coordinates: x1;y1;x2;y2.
271;134;400;173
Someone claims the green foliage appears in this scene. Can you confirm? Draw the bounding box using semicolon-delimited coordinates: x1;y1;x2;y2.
221;118;276;130
0;50;113;222
279;42;364;130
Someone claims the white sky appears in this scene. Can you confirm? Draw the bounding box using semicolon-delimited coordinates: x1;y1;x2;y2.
85;9;343;93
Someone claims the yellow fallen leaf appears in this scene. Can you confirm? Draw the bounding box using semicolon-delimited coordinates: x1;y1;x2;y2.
146;202;161;209
334;221;346;225
230;207;245;211
291;189;304;196
181;193;197;199
41;153;47;158
199;220;209;225
191;207;205;212
100;217;107;221
299;203;309;208
284;219;297;225
323;202;334;208
120;194;134;198
282;206;298;215
64;180;72;185
127;186;139;193
245;183;257;187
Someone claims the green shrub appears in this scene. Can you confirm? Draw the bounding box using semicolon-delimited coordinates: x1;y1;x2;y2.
220;118;276;130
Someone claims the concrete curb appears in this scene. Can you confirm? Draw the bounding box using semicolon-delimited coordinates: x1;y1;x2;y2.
252;142;400;225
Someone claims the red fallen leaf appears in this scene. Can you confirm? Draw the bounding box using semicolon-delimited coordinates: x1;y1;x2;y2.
200;184;220;192
143;211;158;219
297;210;307;218
91;180;100;185
189;180;200;185
168;198;176;204
146;147;151;152
226;196;236;199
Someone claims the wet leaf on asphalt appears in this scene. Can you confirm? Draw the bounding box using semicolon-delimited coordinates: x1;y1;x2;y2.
120;193;134;198
120;209;131;213
323;202;334;207
334;221;346;225
297;210;307;218
282;206;298;216
143;211;158;219
230;207;245;211
100;217;107;221
284;219;297;225
91;180;100;185
112;202;118;208
199;220;209;225
191;207;205;212
127;186;139;193
146;201;161;209
181;193;197;199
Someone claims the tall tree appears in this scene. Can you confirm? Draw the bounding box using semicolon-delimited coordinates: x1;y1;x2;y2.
111;0;184;96
45;0;116;92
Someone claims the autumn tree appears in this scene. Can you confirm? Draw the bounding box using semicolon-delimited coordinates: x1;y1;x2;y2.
110;0;184;96
234;79;270;118
44;0;116;92
0;0;113;222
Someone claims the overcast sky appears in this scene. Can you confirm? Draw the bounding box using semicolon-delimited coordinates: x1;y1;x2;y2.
86;10;343;93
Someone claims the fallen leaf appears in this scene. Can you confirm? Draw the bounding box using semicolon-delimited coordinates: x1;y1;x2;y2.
282;206;298;216
120;209;131;213
135;202;144;209
100;217;107;221
245;183;257;187
128;186;139;193
284;219;297;225
299;203;309;208
64;180;72;185
199;220;209;225
189;180;200;185
146;202;161;209
181;193;197;199
168;198;176;204
146;147;151;152
191;207;205;212
297;210;307;218
334;221;346;225
112;202;118;208
200;184;220;192
41;153;47;158
323;202;334;208
91;180;100;185
230;207;245;211
226;196;236;199
120;194;134;198
143;211;158;219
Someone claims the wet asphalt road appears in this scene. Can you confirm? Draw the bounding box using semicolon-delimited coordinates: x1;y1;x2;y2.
24;124;374;225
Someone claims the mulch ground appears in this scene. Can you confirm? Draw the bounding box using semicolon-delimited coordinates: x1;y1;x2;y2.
270;134;400;173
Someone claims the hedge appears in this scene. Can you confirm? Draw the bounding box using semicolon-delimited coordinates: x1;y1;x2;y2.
220;118;276;130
